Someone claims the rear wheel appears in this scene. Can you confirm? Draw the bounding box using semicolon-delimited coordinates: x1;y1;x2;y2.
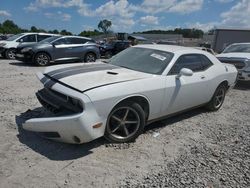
206;84;227;111
105;102;145;143
5;48;16;59
84;52;96;62
34;52;50;66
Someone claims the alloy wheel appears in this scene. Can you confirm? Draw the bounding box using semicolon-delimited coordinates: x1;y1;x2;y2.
7;49;15;59
214;87;225;108
107;107;140;139
85;53;96;62
36;54;49;66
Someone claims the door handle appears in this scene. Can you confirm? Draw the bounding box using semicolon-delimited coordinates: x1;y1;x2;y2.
201;75;206;79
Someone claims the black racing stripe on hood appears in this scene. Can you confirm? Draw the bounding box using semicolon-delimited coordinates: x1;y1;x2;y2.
46;64;110;77
40;76;49;84
47;65;120;80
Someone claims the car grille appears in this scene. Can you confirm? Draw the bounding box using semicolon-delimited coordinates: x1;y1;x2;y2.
36;88;83;114
218;58;246;70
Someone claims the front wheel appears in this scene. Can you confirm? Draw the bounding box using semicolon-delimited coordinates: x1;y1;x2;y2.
206;84;227;111
34;52;50;66
105;102;145;143
104;51;112;59
84;52;96;62
5;48;16;59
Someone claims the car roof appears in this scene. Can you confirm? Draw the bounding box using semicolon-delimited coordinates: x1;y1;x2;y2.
228;43;250;45
134;44;205;54
21;32;59;36
61;35;93;40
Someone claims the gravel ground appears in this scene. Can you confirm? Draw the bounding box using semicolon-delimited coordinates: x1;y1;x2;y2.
0;58;249;188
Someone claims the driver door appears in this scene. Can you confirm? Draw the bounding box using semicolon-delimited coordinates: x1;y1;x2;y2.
162;54;213;115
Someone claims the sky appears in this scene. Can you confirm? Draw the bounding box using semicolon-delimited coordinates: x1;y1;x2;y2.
0;0;249;34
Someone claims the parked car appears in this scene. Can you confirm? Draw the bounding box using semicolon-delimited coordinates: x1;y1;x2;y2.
195;47;216;55
0;35;8;41
216;43;250;81
23;45;237;144
0;33;57;59
15;35;100;66
99;40;130;58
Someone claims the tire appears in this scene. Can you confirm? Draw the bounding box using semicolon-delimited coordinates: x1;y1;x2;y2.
5;48;16;59
84;52;96;62
34;52;50;66
104;51;112;59
206;84;227;111
105;102;145;143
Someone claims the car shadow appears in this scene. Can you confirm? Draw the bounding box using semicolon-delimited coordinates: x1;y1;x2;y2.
16;107;107;161
234;81;250;90
9;61;38;67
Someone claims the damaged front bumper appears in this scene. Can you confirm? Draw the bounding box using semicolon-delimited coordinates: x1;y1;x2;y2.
23;73;106;144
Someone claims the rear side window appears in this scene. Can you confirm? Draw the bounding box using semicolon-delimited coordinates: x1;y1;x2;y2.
169;54;204;75
53;38;69;45
37;35;51;42
67;37;87;44
19;34;36;42
200;55;213;69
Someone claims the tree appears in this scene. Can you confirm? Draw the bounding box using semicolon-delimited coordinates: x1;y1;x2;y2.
1;20;21;34
98;19;112;36
79;29;102;37
60;29;72;35
30;26;38;32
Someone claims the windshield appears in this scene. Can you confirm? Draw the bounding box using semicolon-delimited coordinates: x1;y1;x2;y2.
108;47;173;75
39;36;60;43
223;44;250;53
6;33;25;41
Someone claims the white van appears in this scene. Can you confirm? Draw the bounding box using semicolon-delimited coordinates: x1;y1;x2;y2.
0;33;57;59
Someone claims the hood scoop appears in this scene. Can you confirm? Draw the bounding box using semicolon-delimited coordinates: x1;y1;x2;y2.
107;71;118;75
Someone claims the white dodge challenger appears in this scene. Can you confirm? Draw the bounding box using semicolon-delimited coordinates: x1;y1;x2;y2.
23;45;237;144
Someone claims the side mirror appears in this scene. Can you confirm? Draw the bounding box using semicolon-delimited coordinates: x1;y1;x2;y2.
52;43;56;47
176;68;193;79
19;39;24;43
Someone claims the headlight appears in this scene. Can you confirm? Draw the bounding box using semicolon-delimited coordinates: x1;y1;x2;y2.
21;47;32;53
0;43;6;47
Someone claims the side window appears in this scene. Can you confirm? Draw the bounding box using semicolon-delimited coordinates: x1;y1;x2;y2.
199;55;213;69
19;34;36;42
37;35;51;42
53;38;67;45
68;38;87;44
169;54;204;75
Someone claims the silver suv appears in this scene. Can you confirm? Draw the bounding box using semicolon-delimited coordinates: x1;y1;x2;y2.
0;33;57;59
216;43;250;81
15;36;100;66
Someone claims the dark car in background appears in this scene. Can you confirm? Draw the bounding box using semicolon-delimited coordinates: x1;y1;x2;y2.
15;36;100;66
99;40;130;58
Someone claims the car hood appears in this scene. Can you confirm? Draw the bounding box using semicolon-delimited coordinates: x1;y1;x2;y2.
40;62;152;92
216;53;250;59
